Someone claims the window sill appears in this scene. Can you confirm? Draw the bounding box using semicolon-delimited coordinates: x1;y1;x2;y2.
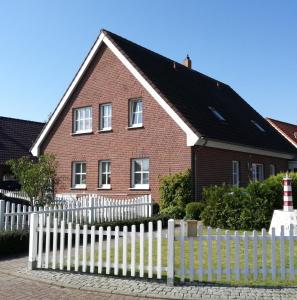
97;187;112;190
127;125;144;130
72;130;93;136
71;186;87;190
129;187;150;191
97;129;113;133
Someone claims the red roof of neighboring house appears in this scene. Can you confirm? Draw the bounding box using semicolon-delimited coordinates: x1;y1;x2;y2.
267;118;297;149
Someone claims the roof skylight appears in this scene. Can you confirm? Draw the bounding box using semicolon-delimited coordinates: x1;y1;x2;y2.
208;106;226;121
251;120;266;132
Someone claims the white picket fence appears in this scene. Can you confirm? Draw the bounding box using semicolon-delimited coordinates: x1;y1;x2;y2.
28;218;297;285
0;195;152;231
28;214;165;279
0;189;30;201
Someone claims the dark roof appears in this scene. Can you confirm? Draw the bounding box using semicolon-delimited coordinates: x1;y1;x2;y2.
0;116;44;164
104;30;296;155
267;118;297;149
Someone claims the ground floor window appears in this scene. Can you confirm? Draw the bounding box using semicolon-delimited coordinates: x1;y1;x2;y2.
131;158;149;189
269;164;276;176
252;163;264;181
232;160;240;187
99;160;111;188
72;162;86;188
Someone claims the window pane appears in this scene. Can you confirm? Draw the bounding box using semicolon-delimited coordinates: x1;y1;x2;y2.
75;163;81;173
81;174;86;184
81;163;86;173
134;160;141;172
143;173;149;184
134;173;141;184
75;174;81;185
107;173;111;185
142;159;149;171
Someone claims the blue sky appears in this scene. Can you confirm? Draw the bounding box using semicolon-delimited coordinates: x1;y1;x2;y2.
0;1;296;124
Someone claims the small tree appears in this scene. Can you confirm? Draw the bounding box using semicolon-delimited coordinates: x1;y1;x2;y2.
159;169;192;218
6;154;58;206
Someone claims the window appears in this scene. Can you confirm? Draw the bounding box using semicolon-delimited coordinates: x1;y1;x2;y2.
269;164;276;176
72;162;86;188
252;163;264;181
251;120;265;132
129;99;143;127
131;158;149;188
73;107;92;133
100;103;112;131
232;161;240;187
99;160;111;188
208;106;226;121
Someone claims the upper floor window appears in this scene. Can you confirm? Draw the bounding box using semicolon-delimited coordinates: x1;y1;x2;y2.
72;161;86;188
251;120;265;132
99;160;111;189
269;164;276;176
252;163;264;181
100;103;112;131
129;98;143;127
232;161;240;187
131;158;149;189
73;107;92;133
208;106;226;121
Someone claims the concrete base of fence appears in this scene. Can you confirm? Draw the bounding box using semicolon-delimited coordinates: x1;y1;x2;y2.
28;261;37;270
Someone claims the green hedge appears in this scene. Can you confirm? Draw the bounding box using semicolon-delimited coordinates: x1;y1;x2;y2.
200;172;297;230
185;201;205;220
0;230;29;257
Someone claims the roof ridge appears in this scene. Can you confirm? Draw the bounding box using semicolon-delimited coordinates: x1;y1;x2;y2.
0;115;45;124
103;29;226;86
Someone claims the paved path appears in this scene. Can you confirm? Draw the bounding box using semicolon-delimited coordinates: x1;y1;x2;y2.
1;255;297;299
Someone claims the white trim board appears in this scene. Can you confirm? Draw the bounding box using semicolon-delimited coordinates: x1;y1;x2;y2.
31;31;200;156
204;139;295;159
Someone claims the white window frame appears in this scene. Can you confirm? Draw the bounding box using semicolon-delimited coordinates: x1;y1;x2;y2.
99;103;112;131
232;161;240;187
129;98;143;127
73;106;92;134
252;163;264;181
208;106;226;121
269;164;276;176
131;158;149;189
72;161;86;189
99;160;111;189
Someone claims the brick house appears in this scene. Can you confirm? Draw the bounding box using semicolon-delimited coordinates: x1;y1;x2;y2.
31;30;296;200
267;118;297;172
0;116;44;183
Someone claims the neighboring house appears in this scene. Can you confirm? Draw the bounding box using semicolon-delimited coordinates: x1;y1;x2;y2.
0;116;44;183
31;29;296;200
267;118;297;172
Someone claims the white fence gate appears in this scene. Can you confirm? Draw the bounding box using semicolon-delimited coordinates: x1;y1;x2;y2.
0;195;152;231
28;218;297;285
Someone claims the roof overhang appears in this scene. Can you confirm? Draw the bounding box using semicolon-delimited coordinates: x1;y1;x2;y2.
31;31;200;156
197;138;296;160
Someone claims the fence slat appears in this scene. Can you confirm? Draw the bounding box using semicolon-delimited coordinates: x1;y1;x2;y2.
52;218;58;269
106;226;111;275
74;224;80;272
271;227;276;281
198;224;203;282
131;225;136;277
45;216;50;269
37;215;44;268
262;229;267;281
207;227;212;281
82;225;88;272
98;226;103;274
226;230;231;281
235;231;240;281
59;220;65;270
67;223;72;271
243;231;249;281
253;230;258;281
139;223;144;278
216;228;222;282
114;226;119;276
180;220;185;282
122;226;128;276
90;226;95;273
148;222;153;278
157;220;162;280
280;226;285;280
289;224;294;280
167;219;175;286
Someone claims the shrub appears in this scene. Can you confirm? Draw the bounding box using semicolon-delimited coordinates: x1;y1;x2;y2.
152;202;160;215
0;230;29;257
200;172;297;230
185;201;205;220
159;205;184;219
159;169;192;218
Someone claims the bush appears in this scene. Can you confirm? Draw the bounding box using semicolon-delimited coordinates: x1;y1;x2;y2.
185;201;205;220
0;230;29;257
200;172;297;230
159;169;192;218
152;202;160;215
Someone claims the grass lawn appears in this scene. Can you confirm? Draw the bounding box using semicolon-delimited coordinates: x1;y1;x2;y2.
81;227;297;287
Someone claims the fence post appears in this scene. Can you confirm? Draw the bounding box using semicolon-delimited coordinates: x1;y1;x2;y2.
0;200;5;230
28;213;39;270
167;219;175;286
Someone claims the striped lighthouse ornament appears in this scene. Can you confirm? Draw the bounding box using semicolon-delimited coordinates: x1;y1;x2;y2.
283;173;293;212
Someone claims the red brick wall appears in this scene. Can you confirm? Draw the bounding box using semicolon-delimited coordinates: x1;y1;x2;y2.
41;45;192;200
193;146;289;199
